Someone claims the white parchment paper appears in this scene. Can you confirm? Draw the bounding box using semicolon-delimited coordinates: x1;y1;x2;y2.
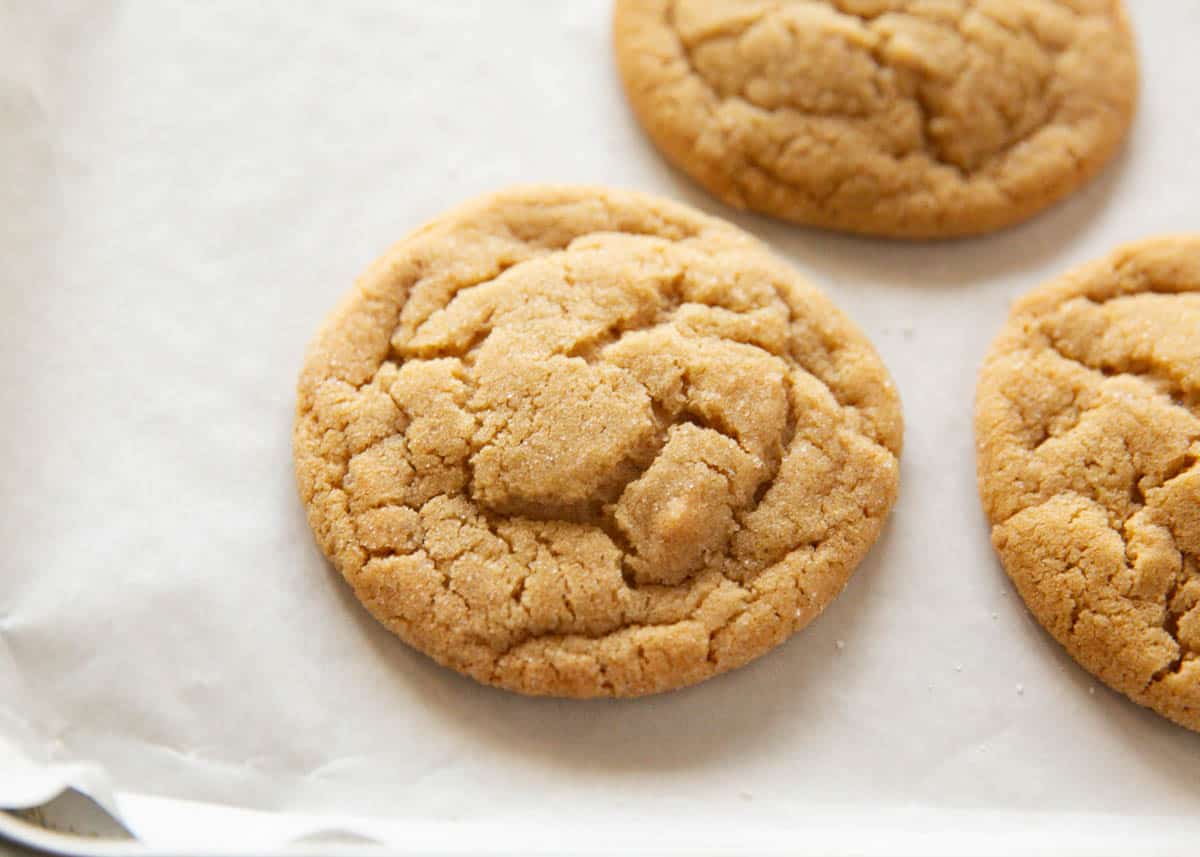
3;1;1200;852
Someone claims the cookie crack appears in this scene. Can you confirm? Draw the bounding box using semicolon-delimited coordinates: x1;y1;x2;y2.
1042;331;1199;420
663;0;1074;183
488;617;695;663
784;339;898;460
399;230;698;357
995;444;1196;693
402;260;521;340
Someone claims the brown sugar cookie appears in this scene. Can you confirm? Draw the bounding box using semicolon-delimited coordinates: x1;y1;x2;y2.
976;237;1200;731
294;186;903;698
613;0;1138;238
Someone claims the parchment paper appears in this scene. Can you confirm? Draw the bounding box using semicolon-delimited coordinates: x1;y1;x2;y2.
3;1;1200;852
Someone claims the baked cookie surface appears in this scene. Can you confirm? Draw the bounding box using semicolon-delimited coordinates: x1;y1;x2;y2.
295;186;902;697
976;237;1200;731
614;0;1138;238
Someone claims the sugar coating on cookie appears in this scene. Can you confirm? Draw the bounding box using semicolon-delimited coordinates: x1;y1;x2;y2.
977;237;1200;731
295;186;902;697
614;0;1137;238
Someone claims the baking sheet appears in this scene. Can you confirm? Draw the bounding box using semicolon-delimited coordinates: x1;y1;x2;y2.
2;0;1200;852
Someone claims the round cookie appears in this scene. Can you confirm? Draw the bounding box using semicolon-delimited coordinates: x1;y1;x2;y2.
976;237;1200;731
613;0;1138;239
295;186;902;698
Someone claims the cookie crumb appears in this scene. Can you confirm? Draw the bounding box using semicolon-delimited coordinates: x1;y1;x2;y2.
834;639;845;651
1016;684;1025;695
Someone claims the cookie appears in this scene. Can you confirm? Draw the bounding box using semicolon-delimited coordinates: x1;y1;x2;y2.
614;0;1138;238
976;237;1200;731
294;186;902;698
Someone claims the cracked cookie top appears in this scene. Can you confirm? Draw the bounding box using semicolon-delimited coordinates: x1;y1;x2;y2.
294;186;902;697
977;237;1200;731
614;0;1137;238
